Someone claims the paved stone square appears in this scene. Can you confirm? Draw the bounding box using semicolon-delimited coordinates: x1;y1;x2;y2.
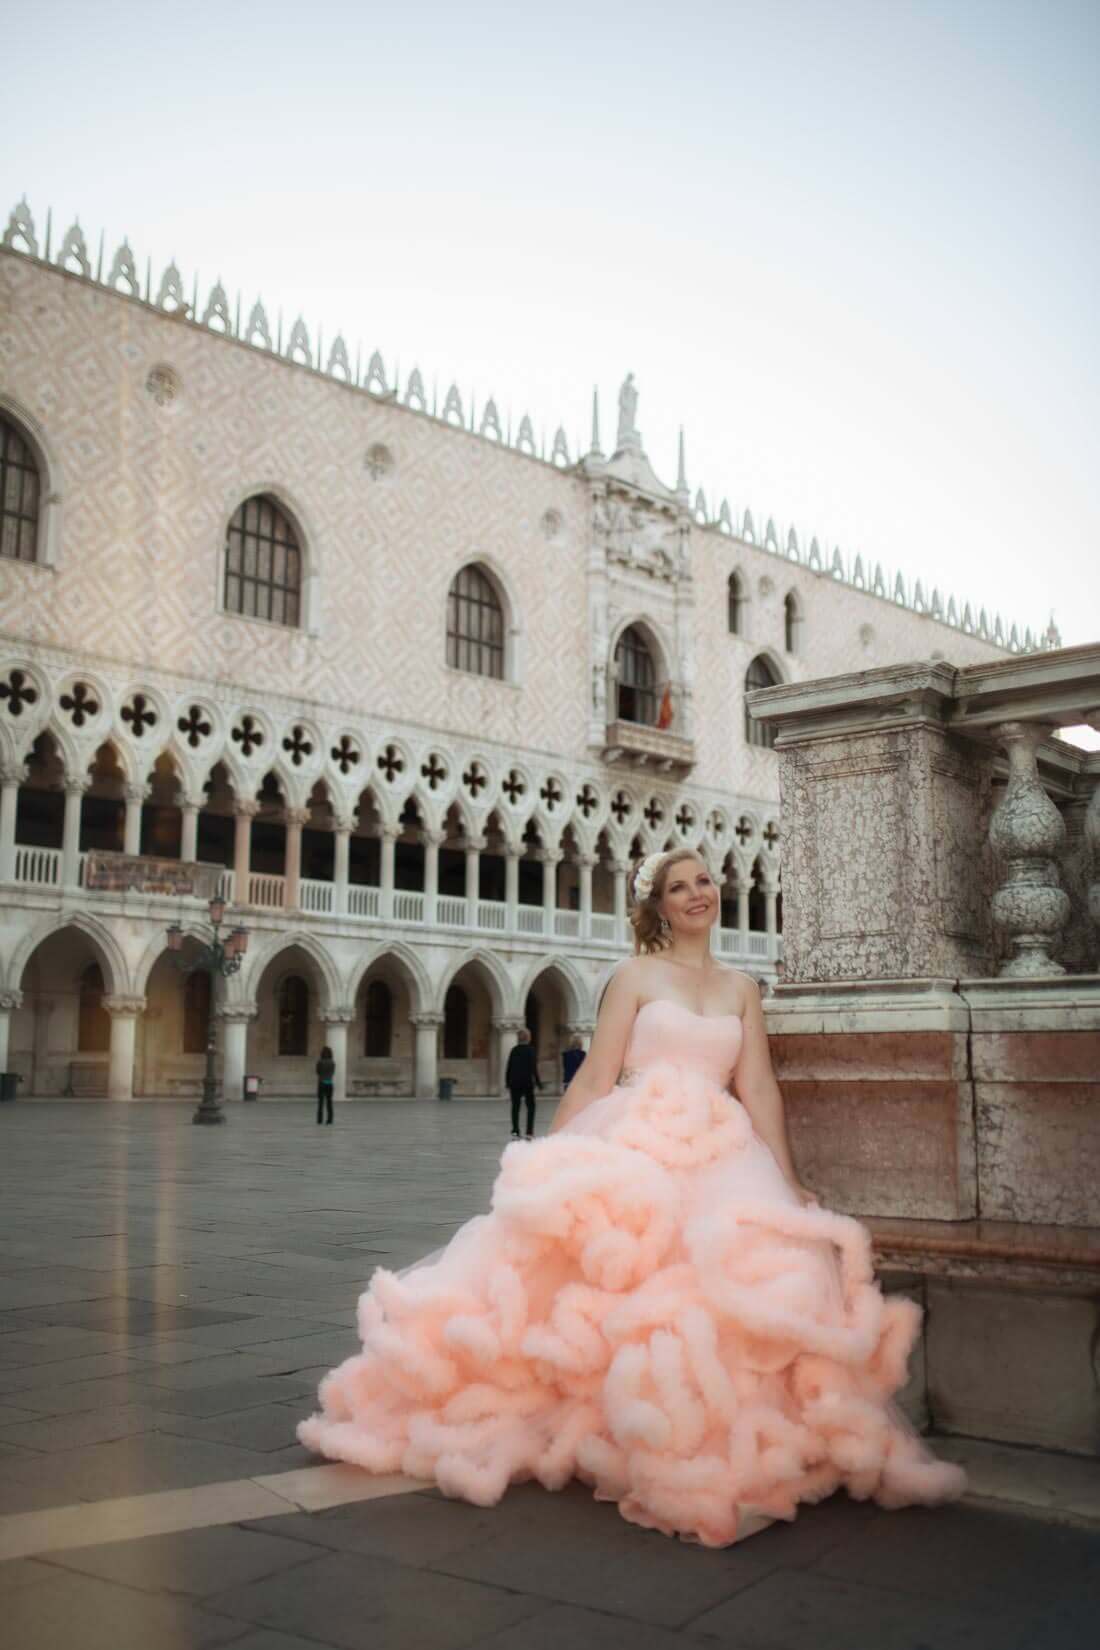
0;1100;1096;1649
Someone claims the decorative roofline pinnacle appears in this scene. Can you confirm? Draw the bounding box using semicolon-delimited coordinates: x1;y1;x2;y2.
0;192;1060;658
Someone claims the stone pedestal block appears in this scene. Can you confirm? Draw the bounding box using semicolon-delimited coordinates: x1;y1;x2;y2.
767;980;977;1220
963;978;1100;1228
925;1281;1100;1455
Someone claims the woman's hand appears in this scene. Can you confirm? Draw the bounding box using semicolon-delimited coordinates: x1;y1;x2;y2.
789;1181;820;1208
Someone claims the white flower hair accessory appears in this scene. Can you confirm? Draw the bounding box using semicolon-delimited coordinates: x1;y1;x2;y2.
632;851;667;903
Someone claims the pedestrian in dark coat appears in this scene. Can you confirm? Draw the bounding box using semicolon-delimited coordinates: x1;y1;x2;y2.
561;1034;586;1088
316;1045;336;1125
504;1028;541;1140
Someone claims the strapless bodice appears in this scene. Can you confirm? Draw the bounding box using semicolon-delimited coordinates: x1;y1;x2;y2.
621;998;742;1088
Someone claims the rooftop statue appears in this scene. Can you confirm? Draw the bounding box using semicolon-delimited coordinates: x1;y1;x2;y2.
616;372;641;452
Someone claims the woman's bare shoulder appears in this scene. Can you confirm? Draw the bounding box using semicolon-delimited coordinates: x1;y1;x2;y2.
720;965;762;1012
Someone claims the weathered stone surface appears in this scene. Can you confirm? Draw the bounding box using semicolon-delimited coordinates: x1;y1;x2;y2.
925;1281;1100;1455
975;1079;1100;1226
777;720;995;984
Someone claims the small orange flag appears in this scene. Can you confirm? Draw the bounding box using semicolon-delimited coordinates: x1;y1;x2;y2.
656;683;673;730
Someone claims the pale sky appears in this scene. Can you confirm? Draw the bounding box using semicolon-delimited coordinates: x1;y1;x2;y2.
4;0;1098;657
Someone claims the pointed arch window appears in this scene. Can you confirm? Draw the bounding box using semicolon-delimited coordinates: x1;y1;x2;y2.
614;625;657;726
183;970;212;1054
443;985;469;1059
225;494;302;628
364;979;393;1058
278;974;309;1056
727;572;745;636
784;592;802;654
77;964;110;1053
447;565;504;679
0;414;41;563
744;654;780;748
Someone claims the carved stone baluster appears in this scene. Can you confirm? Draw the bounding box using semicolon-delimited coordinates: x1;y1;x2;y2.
988;721;1070;976
1085;774;1100;964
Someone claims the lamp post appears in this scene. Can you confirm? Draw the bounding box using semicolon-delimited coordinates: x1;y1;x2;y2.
166;895;248;1126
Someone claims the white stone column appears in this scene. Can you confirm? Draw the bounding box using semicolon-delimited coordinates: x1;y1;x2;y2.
180;801;200;864
123;783;149;856
577;854;595;940
62;777;88;888
284;807;309;911
611;858;630;945
464;835;484;927
505;846;521;934
492;1017;525;1096
104;995;144;1102
540;850;561;935
333;812;355;916
411;1012;443;1098
736;882;750;937
0;989;23;1072
233;801;259;905
220;1007;255;1101
763;880;778;938
0;763;23;883
380;824;399;919
422;830;443;926
320;1008;353;1104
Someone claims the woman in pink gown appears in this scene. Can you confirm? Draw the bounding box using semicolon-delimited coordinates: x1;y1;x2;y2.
299;848;965;1547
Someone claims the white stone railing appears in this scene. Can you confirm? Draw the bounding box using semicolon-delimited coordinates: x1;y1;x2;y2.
393;890;425;924
300;878;334;914
248;872;286;909
347;884;381;919
9;847;783;963
14;845;62;886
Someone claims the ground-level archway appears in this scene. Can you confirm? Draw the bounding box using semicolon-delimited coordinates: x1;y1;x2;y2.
9;921;126;1096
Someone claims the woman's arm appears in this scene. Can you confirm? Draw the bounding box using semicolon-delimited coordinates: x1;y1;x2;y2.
732;977;817;1204
549;964;641;1132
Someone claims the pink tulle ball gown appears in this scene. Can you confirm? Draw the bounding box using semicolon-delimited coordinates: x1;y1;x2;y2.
298;999;966;1547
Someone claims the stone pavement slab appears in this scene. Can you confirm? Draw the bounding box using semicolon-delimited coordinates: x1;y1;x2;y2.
205;1547;549;1650
0;1101;1096;1650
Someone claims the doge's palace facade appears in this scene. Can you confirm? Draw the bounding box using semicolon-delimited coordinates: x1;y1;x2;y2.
0;200;1057;1103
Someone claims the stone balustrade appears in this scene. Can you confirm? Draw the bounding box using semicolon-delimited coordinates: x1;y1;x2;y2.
749;644;1100;1458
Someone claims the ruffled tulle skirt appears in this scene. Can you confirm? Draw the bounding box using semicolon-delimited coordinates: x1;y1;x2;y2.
299;1062;965;1547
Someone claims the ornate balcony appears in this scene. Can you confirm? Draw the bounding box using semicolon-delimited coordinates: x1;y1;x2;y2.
602;719;695;775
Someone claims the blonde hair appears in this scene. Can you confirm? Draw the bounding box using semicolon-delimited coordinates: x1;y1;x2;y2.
628;848;703;954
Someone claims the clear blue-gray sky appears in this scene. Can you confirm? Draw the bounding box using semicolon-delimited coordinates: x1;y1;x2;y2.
4;0;1098;648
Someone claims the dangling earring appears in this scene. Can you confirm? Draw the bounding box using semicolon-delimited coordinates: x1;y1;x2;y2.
659;917;671;937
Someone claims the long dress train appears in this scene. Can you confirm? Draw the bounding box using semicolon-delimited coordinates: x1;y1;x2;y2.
298;1000;966;1547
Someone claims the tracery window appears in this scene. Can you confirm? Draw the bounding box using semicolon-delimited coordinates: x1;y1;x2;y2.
364;979;393;1058
278;974;309;1056
0;415;41;563
446;565;505;679
744;654;780;747
77;964;110;1053
443;985;469;1059
614;625;657;726
224;494;302;628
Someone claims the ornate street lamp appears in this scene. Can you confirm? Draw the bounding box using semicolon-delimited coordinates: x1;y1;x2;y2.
167;896;249;1126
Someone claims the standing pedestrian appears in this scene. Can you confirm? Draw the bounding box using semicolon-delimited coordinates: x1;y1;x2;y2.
504;1027;541;1140
561;1033;586;1089
315;1044;336;1125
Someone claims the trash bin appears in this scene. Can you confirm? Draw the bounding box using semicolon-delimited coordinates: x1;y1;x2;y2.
438;1077;456;1102
243;1074;261;1102
0;1072;20;1102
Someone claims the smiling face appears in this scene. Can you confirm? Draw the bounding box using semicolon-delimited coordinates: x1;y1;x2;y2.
656;851;720;940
